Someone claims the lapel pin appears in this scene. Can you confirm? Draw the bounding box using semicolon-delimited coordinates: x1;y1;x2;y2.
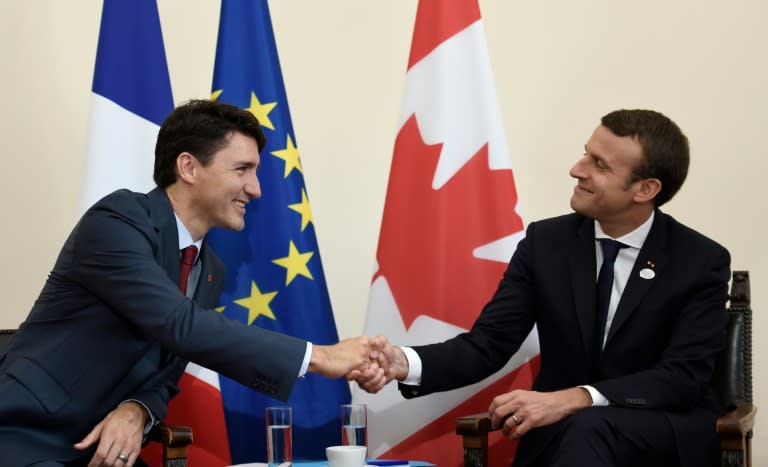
640;268;655;280
208;274;213;282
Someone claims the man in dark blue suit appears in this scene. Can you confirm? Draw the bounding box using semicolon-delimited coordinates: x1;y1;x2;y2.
358;109;730;467
0;100;381;467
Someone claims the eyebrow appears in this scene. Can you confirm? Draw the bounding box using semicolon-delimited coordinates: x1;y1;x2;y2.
236;160;259;169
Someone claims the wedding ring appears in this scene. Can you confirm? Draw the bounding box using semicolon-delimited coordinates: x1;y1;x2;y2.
511;414;522;425
117;453;129;463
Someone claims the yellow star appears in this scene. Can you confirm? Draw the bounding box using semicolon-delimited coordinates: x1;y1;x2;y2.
288;189;313;231
271;134;303;178
234;281;278;325
272;241;314;286
210;89;223;101
247;91;277;130
215;305;225;313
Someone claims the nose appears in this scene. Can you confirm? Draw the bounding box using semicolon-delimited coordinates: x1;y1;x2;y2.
245;173;261;199
569;156;588;179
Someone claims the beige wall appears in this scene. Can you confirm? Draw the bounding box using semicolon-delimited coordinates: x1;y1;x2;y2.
1;0;765;462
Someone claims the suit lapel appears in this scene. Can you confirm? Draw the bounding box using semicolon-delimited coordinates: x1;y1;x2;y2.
570;217;598;358
145;188;225;308
194;242;225;309
605;211;668;345
147;188;181;283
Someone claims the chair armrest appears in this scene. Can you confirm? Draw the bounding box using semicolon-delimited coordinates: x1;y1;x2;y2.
150;423;193;466
456;413;494;437
717;403;756;438
456;414;496;467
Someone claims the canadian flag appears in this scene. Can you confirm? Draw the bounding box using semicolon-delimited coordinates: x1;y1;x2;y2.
353;1;540;466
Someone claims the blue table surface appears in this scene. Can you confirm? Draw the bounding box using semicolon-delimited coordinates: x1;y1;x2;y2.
232;461;434;467
295;462;433;466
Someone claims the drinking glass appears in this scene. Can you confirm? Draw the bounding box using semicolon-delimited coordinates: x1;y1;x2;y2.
266;406;292;467
340;403;367;448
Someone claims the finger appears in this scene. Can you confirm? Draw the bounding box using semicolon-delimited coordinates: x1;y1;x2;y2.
490;403;518;429
358;362;382;384
361;376;385;394
74;422;104;450
88;431;121;467
112;450;135;467
104;445;129;467
360;368;386;393
350;365;374;385
488;391;514;414
377;352;390;374
500;417;522;439
86;442;109;467
369;337;381;360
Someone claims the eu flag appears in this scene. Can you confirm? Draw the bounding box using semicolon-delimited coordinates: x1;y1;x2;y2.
206;0;351;462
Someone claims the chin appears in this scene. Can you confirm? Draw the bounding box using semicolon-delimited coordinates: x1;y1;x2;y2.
569;197;580;212
570;200;590;217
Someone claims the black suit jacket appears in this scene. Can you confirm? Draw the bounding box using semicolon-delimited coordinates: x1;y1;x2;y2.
0;188;308;465
400;211;730;467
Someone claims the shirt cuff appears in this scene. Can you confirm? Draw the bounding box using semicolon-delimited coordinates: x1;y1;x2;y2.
579;385;610;406
298;341;312;377
400;346;422;385
122;399;156;436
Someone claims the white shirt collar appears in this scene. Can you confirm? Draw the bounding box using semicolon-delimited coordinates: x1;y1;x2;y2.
594;210;655;249
174;214;203;261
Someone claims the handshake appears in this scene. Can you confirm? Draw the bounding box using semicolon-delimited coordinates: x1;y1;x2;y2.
309;336;407;394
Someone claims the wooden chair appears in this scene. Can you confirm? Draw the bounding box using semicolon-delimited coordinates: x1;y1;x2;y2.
0;329;193;467
456;270;756;467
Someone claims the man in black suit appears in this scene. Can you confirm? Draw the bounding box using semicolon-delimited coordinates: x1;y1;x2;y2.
0;100;381;467
358;109;730;467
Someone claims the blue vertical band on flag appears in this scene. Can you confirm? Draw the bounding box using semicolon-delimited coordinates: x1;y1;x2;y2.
207;0;351;463
92;0;173;125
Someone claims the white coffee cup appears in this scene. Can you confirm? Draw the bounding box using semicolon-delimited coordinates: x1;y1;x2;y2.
326;445;367;467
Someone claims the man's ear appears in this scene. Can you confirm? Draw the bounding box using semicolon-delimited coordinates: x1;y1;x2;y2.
633;178;661;203
176;152;197;184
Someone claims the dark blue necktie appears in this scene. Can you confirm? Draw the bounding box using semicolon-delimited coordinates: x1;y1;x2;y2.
594;239;627;355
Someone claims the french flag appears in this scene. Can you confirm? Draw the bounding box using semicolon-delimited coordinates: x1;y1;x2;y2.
80;0;173;211
354;1;540;466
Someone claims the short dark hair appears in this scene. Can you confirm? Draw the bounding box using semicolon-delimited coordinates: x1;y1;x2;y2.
601;109;689;207
153;99;266;188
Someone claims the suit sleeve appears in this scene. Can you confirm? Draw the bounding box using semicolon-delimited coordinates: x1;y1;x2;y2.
125;358;187;424
71;195;307;402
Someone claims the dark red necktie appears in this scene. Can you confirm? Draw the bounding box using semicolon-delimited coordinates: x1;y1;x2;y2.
179;245;198;296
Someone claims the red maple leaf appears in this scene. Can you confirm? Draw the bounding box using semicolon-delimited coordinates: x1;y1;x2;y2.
374;115;524;330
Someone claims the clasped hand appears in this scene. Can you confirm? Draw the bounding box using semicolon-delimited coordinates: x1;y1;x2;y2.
311;335;394;390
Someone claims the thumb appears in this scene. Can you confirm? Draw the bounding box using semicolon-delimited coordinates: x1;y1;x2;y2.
73;421;104;450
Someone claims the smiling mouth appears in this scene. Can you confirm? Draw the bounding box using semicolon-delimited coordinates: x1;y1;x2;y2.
234;200;247;210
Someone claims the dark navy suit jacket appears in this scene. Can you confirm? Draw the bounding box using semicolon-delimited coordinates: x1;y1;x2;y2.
400;211;730;467
0;188;307;465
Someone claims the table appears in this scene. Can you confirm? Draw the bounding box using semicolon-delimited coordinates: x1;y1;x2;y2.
232;461;434;466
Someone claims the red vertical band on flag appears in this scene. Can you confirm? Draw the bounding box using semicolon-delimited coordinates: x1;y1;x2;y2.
408;0;481;69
